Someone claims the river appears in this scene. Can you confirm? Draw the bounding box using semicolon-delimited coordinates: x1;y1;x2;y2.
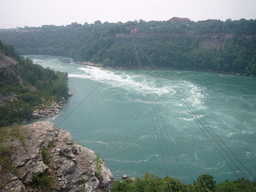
26;55;256;184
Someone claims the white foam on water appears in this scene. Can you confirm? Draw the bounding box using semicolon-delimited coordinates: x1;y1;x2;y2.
230;140;249;147
242;130;254;134
69;66;177;98
227;131;238;137
187;83;206;109
68;66;207;110
96;141;109;145
246;151;252;159
194;153;199;160
106;154;159;163
179;117;194;121
138;134;154;140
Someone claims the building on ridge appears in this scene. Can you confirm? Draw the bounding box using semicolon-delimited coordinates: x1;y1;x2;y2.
168;17;191;24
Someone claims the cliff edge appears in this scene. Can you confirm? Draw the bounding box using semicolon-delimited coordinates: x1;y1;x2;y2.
0;52;18;71
0;121;113;192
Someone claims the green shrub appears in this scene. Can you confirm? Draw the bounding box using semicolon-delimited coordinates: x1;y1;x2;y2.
40;146;49;164
31;170;54;192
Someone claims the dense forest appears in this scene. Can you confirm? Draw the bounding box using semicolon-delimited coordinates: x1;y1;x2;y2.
1;19;256;191
0;40;68;126
112;173;256;192
0;18;256;75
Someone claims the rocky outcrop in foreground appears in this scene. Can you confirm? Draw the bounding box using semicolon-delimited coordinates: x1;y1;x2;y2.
2;121;113;192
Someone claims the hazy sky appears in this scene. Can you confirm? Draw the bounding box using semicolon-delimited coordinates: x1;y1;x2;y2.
1;0;256;29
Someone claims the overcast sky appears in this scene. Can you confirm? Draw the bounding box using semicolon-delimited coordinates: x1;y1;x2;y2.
1;0;256;29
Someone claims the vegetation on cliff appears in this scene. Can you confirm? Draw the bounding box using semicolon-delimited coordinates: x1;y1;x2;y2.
112;173;256;192
0;121;113;191
1;18;256;75
0;40;68;126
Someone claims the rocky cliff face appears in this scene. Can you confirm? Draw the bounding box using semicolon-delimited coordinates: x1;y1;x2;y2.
31;100;65;119
0;53;20;108
0;52;18;71
116;32;249;50
1;121;113;192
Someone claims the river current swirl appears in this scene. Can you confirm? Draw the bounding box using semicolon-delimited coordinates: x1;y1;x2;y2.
26;55;256;184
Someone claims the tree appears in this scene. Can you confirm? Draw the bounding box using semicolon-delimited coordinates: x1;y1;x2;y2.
216;180;239;192
94;20;102;25
193;174;216;192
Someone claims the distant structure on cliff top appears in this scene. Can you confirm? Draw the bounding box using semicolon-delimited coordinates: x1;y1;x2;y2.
168;17;191;24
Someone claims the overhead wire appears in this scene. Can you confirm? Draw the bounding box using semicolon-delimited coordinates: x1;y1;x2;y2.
134;38;157;69
177;95;251;191
183;96;256;182
152;103;184;191
56;82;101;127
177;94;256;190
132;34;143;69
133;33;189;191
0;82;101;185
155;98;211;191
132;35;175;191
132;32;255;190
150;109;173;192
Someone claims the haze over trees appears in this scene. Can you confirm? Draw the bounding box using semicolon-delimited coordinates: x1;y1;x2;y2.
0;18;256;75
1;18;256;191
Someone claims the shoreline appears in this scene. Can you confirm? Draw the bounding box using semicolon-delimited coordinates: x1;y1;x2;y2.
76;61;255;77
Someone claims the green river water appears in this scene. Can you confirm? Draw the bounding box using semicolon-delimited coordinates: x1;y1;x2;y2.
27;55;256;184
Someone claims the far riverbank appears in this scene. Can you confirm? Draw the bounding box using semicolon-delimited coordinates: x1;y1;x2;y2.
76;61;255;77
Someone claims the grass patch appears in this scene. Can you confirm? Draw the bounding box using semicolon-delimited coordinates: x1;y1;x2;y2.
0;145;12;171
40;146;49;165
0;127;8;143
0;124;26;177
31;169;55;192
48;140;55;148
40;140;55;165
81;177;86;192
10;124;25;147
94;153;105;180
0;126;15;173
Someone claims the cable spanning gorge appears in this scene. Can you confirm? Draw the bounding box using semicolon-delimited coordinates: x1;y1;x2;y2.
1;16;256;191
24;55;256;189
1;46;256;190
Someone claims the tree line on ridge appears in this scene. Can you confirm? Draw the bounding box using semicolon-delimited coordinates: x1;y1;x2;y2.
0;18;256;75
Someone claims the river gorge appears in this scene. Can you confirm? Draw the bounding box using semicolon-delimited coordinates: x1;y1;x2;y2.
26;55;256;184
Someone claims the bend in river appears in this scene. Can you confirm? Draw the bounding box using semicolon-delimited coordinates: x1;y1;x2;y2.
26;55;256;184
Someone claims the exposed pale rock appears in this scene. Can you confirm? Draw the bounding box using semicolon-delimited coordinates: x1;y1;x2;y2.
3;121;113;192
122;175;128;179
67;91;73;96
32;100;65;119
0;53;18;71
131;177;136;182
1;174;26;192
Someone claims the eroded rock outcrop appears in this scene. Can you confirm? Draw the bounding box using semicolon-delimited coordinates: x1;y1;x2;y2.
0;53;18;71
31;100;65;119
2;121;113;192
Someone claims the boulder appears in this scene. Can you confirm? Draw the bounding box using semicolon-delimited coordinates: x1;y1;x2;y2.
67;91;73;96
122;175;129;179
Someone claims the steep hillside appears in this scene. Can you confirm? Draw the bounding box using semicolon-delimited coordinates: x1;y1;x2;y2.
0;40;69;126
1;19;256;74
0;52;18;71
